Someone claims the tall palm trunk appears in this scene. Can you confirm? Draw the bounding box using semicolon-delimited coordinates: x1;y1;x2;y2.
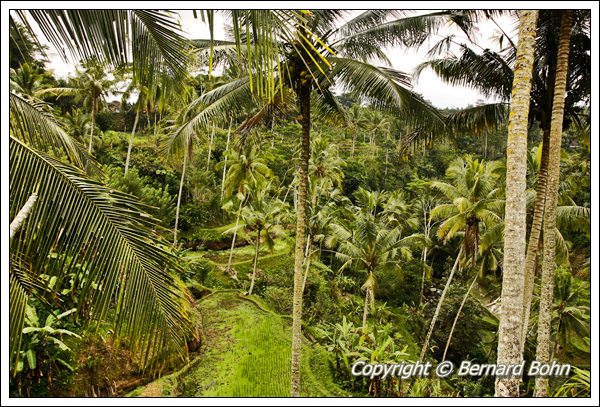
226;199;244;274
173;147;188;246
207;125;214;171
534;11;573;397
520;128;550;351
88;97;97;154
495;10;538;398
301;237;311;294
419;246;428;306
362;283;372;334
220;119;232;204
442;274;477;361
124;106;141;175
419;204;432;307
419;247;463;361
248;226;261;296
290;80;311;397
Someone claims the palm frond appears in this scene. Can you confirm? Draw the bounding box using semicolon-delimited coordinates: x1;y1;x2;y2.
9;273;28;370
415;45;513;100
556;205;590;234
430;181;461;201
328;57;445;127
446;103;509;134
9;92;92;170
169;77;256;153
10;136;191;370
16;10;190;88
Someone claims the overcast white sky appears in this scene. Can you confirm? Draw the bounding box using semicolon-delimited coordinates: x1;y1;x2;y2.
40;9;517;109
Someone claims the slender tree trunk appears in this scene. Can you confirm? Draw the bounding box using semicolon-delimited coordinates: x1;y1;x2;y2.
534;11;573;397
248;227;261;296
419;247;429;307
290;81;311;397
351;133;356;158
301;237;311;294
226;199;244;273
520;127;550;351
206;125;214;171
10;192;38;239
153;110;158;137
362;286;371;333
419;247;463;362
484;132;488;159
383;151;389;189
495;10;538;397
173;148;188;246
88;98;97;154
221;119;233;204
419;204;431;307
124;107;140;176
442;274;478;361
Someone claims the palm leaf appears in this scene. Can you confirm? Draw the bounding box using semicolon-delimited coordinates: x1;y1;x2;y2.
328;57;445;127
414;45;513;99
446;103;509;134
9;92;92;170
556;205;590;234
15;10;190;88
169;77;256;148
10;136;191;371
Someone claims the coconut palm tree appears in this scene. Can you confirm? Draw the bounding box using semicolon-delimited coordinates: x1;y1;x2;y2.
39;58;118;154
9;9;192;373
219;145;272;274
420;156;504;362
534;10;574;397
238;186;288;295
363;109;392;158
9;62;48;97
346;104;369;158
62;108;91;144
328;188;417;333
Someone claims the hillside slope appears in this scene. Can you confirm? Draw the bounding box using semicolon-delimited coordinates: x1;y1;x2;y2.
129;291;345;397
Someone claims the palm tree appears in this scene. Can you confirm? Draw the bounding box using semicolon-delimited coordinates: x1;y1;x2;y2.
9;9;192;373
40;58;117;154
173;10;446;396
549;268;590;360
420;156;503;362
329;188;416;333
239;186;288;295
9;62;48;97
534;10;574;397
62;108;91;144
308;137;344;208
346;104;369;158
494;10;538;398
220;145;272;274
364;109;392;158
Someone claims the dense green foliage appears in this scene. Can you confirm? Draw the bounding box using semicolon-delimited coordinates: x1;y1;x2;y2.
8;9;591;399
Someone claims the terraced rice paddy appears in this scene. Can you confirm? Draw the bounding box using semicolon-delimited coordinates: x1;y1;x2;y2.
129;291;344;397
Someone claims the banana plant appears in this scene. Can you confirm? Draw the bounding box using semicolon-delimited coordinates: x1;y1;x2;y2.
15;303;80;393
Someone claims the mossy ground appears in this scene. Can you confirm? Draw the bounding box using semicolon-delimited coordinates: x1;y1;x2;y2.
129;291;345;397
